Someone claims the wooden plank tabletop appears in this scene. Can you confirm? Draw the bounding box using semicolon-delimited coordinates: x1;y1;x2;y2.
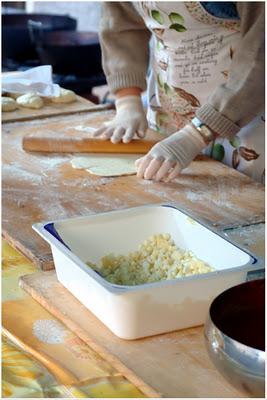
2;111;265;270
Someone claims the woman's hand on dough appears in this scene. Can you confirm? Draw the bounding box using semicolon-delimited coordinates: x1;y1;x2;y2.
135;124;207;182
93;95;148;144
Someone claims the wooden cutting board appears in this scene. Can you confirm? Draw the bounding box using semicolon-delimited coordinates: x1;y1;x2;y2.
1;95;105;123
2;111;265;270
19;271;246;398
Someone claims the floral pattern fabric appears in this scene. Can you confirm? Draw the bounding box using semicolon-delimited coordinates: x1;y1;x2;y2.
2;240;145;398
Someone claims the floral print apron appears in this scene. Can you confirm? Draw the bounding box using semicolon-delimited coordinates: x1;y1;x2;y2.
135;2;265;183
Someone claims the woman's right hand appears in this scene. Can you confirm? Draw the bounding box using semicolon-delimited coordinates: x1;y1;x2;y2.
135;124;207;182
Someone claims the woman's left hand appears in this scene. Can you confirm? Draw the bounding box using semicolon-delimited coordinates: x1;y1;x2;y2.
135;124;207;182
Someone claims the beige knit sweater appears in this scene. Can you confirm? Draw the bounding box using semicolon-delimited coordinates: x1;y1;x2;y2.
99;2;264;138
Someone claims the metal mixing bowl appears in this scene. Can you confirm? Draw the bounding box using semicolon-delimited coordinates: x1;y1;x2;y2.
205;279;265;397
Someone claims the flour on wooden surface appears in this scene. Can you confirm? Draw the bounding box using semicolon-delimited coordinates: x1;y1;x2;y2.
224;223;265;258
32;319;68;344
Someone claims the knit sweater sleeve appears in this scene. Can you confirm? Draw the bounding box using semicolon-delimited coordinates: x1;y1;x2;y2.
196;2;265;138
99;2;151;93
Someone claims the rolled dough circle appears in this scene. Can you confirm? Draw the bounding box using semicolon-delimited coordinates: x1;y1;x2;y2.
71;155;139;177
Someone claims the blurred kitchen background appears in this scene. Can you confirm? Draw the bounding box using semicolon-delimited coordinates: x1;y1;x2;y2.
2;1;112;103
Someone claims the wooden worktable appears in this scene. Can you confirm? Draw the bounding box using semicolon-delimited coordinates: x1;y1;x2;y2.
2;104;265;398
2;110;265;270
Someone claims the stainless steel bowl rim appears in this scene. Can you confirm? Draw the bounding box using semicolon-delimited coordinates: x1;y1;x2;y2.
205;315;265;376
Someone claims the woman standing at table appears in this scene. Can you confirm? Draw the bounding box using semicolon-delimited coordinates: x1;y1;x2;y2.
94;2;265;183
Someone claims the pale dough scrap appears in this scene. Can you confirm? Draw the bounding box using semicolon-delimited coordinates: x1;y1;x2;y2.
16;92;43;109
71;155;139;177
75;125;96;134
2;96;18;112
51;88;76;104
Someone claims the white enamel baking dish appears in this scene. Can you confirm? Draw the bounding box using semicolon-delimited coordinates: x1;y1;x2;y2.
33;204;263;340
